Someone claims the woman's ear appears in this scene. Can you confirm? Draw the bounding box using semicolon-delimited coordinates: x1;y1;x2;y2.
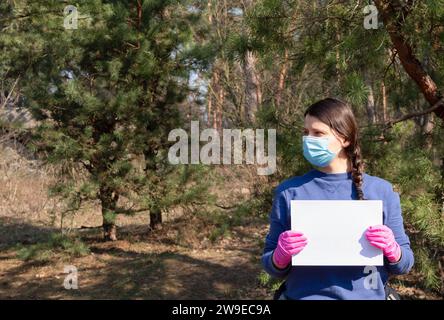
342;140;350;148
333;131;350;149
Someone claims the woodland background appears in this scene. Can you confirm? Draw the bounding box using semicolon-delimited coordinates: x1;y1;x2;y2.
0;0;443;299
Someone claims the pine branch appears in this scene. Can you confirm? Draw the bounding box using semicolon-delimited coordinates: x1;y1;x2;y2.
0;10;61;23
374;0;444;119
384;98;444;129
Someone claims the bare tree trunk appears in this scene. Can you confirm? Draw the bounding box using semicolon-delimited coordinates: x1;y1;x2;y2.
275;49;288;108
243;50;261;124
217;75;224;130
206;0;213;128
207;0;212;24
335;21;341;85
212;68;224;132
413;100;435;152
364;74;376;124
421;112;434;151
381;81;388;123
207;88;213;127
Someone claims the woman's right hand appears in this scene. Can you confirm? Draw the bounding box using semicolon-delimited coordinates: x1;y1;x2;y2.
272;230;308;269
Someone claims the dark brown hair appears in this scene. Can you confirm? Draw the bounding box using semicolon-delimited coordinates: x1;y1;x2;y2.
304;97;366;200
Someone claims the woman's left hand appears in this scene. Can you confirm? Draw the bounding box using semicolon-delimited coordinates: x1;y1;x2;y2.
365;224;401;263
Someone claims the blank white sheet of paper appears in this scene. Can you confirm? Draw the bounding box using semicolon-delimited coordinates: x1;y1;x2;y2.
290;200;383;266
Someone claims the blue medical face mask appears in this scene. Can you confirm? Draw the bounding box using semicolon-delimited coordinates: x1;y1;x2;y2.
302;135;342;167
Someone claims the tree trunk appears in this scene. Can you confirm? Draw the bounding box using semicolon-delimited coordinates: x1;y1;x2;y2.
99;186;119;241
241;0;261;125
149;205;162;230
211;67;224;132
103;223;117;242
206;0;213;128
243;50;261;124
275;49;288;107
364;75;376;124
381;81;388;123
374;0;444;119
207;88;213;127
217;81;223;130
421;112;434;151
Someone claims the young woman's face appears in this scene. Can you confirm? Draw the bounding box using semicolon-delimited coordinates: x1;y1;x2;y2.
303;115;350;153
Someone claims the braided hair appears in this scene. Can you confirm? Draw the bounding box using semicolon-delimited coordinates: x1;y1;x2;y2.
304;98;366;200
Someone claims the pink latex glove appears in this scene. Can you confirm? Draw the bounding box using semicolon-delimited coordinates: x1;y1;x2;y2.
365;224;401;263
272;230;308;269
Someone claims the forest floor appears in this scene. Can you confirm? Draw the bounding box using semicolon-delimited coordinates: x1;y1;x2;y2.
0;142;442;300
0;216;270;299
0;213;442;300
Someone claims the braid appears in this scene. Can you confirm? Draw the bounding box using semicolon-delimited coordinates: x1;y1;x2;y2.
349;143;366;200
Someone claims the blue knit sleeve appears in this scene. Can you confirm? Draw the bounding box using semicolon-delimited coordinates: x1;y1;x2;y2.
383;184;414;275
261;188;292;279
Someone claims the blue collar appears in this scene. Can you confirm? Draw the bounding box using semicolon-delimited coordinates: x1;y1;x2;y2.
308;168;353;181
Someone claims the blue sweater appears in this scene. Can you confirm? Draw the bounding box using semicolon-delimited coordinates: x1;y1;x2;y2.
261;169;414;300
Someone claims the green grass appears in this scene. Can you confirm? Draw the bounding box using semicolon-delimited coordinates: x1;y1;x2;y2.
15;233;90;262
200;193;272;244
257;270;284;292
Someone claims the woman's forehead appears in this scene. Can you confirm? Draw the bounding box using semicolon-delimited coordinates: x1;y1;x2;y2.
304;115;330;131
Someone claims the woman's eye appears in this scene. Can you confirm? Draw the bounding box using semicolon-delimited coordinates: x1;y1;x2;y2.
302;130;323;136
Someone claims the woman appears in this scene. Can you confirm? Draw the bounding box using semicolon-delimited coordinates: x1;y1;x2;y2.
261;98;414;300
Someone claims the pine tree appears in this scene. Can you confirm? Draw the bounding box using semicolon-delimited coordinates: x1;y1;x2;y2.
0;0;206;240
